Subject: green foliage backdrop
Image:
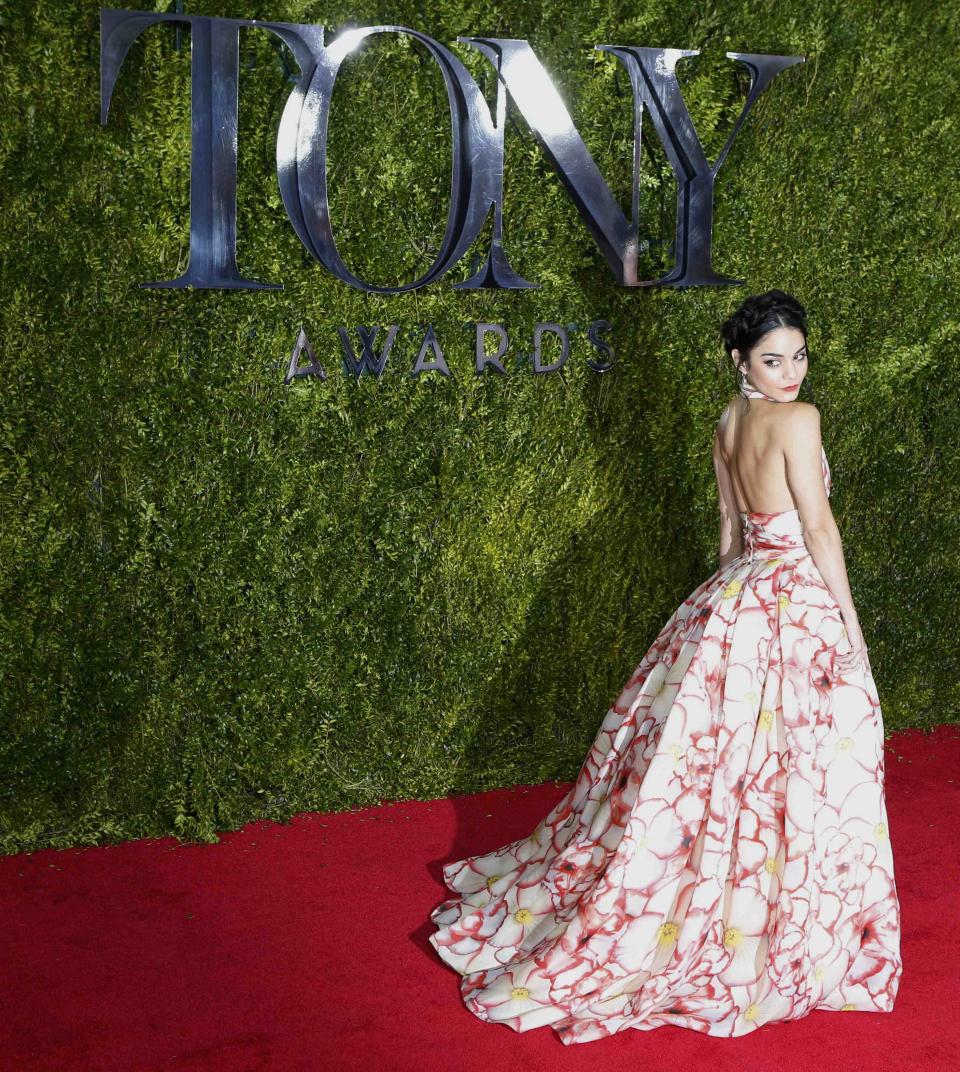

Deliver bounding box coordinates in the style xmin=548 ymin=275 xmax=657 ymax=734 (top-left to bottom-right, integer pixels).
xmin=1 ymin=0 xmax=957 ymax=853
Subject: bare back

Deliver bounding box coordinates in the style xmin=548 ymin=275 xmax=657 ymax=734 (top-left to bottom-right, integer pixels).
xmin=717 ymin=396 xmax=803 ymax=514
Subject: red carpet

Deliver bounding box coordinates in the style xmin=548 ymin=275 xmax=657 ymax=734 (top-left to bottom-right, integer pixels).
xmin=2 ymin=723 xmax=958 ymax=1071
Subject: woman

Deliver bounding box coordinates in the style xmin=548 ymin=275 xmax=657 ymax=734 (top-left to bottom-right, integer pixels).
xmin=429 ymin=289 xmax=902 ymax=1043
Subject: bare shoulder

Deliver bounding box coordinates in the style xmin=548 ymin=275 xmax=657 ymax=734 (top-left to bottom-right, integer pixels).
xmin=716 ymin=397 xmax=737 ymax=431
xmin=781 ymin=401 xmax=821 ymax=448
xmin=785 ymin=400 xmax=821 ymax=429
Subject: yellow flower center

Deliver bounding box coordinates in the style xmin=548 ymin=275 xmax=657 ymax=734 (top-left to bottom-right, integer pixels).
xmin=778 ymin=593 xmax=790 ymax=611
xmin=758 ymin=709 xmax=774 ymax=731
xmin=723 ymin=926 xmax=743 ymax=948
xmin=837 ymin=737 xmax=854 ymax=751
xmin=668 ymin=743 xmax=683 ymax=760
xmin=744 ymin=1003 xmax=759 ymax=1021
xmin=657 ymin=921 xmax=679 ymax=944
xmin=874 ymin=822 xmax=888 ymax=840
xmin=514 ymin=908 xmax=534 ymax=924
xmin=814 ymin=965 xmax=825 ymax=981
xmin=764 ymin=858 xmax=778 ymax=874
xmin=842 ymin=1003 xmax=856 ymax=1011
xmin=722 ymin=580 xmax=742 ymax=599
xmin=510 ymin=986 xmax=530 ymax=1001
xmin=486 ymin=874 xmax=501 ymax=888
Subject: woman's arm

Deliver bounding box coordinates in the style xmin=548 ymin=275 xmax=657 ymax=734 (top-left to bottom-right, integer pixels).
xmin=782 ymin=404 xmax=868 ymax=674
xmin=713 ymin=423 xmax=744 ymax=568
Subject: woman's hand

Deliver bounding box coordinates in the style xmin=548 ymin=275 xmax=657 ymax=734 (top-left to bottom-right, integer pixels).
xmin=835 ymin=641 xmax=870 ymax=676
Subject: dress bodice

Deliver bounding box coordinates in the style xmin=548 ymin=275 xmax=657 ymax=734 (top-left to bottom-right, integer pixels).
xmin=739 ymin=445 xmax=832 ymax=560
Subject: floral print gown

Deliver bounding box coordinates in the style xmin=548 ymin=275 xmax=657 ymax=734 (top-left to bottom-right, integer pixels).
xmin=429 ymin=443 xmax=902 ymax=1044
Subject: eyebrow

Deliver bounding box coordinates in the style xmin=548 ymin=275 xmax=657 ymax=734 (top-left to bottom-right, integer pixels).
xmin=760 ymin=345 xmax=807 ymax=357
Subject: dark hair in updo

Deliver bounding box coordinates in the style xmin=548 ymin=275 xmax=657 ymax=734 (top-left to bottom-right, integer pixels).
xmin=720 ymin=289 xmax=808 ymax=372
xmin=720 ymin=289 xmax=810 ymax=409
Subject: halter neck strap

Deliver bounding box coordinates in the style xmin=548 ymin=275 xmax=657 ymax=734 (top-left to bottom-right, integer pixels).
xmin=739 ymin=380 xmax=784 ymax=403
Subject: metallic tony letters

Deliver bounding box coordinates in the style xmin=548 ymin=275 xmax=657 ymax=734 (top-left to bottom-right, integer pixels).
xmin=100 ymin=9 xmax=804 ymax=293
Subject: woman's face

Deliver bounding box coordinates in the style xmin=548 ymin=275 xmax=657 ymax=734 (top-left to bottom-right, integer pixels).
xmin=735 ymin=325 xmax=808 ymax=401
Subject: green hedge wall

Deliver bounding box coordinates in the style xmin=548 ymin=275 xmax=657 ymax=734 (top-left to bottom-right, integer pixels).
xmin=1 ymin=0 xmax=957 ymax=854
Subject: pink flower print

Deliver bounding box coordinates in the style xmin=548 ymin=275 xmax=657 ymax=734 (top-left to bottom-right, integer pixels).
xmin=779 ymin=850 xmax=812 ymax=903
xmin=546 ymin=842 xmax=609 ymax=910
xmin=490 ymin=881 xmax=556 ymax=950
xmin=583 ymin=793 xmax=619 ymax=850
xmin=430 ymin=896 xmax=510 ymax=971
xmin=734 ymin=807 xmax=784 ymax=891
xmin=607 ymin=767 xmax=641 ymax=830
xmin=718 ymin=659 xmax=760 ymax=717
xmin=740 ymin=751 xmax=788 ymax=831
xmin=641 ymin=799 xmax=693 ymax=867
xmin=846 ymin=866 xmax=901 ymax=1001
xmin=680 ymin=733 xmax=717 ymax=799
xmin=820 ymin=830 xmax=874 ymax=904
xmin=544 ymin=947 xmax=617 ymax=1003
xmin=830 ymin=724 xmax=881 ymax=780
xmin=655 ymin=988 xmax=740 ymax=1033
xmin=838 ymin=781 xmax=890 ymax=847
xmin=465 ymin=960 xmax=570 ymax=1030
xmin=572 ymin=875 xmax=630 ymax=943
xmin=730 ymin=831 xmax=771 ymax=883
xmin=806 ymin=904 xmax=852 ymax=994
xmin=719 ymin=886 xmax=770 ymax=986
xmin=715 ymin=729 xmax=754 ymax=798
xmin=567 ymin=977 xmax=643 ymax=1021
xmin=551 ymin=920 xmax=614 ymax=988
xmin=551 ymin=1016 xmax=614 ymax=1045
xmin=442 ymin=849 xmax=522 ymax=897
xmin=785 ymin=766 xmax=817 ymax=849
xmin=700 ymin=639 xmax=731 ymax=702
xmin=767 ymin=909 xmax=809 ymax=998
xmin=734 ymin=969 xmax=795 ymax=1030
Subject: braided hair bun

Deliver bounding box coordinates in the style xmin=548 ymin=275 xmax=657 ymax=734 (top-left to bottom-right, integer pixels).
xmin=720 ymin=289 xmax=808 ymax=369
